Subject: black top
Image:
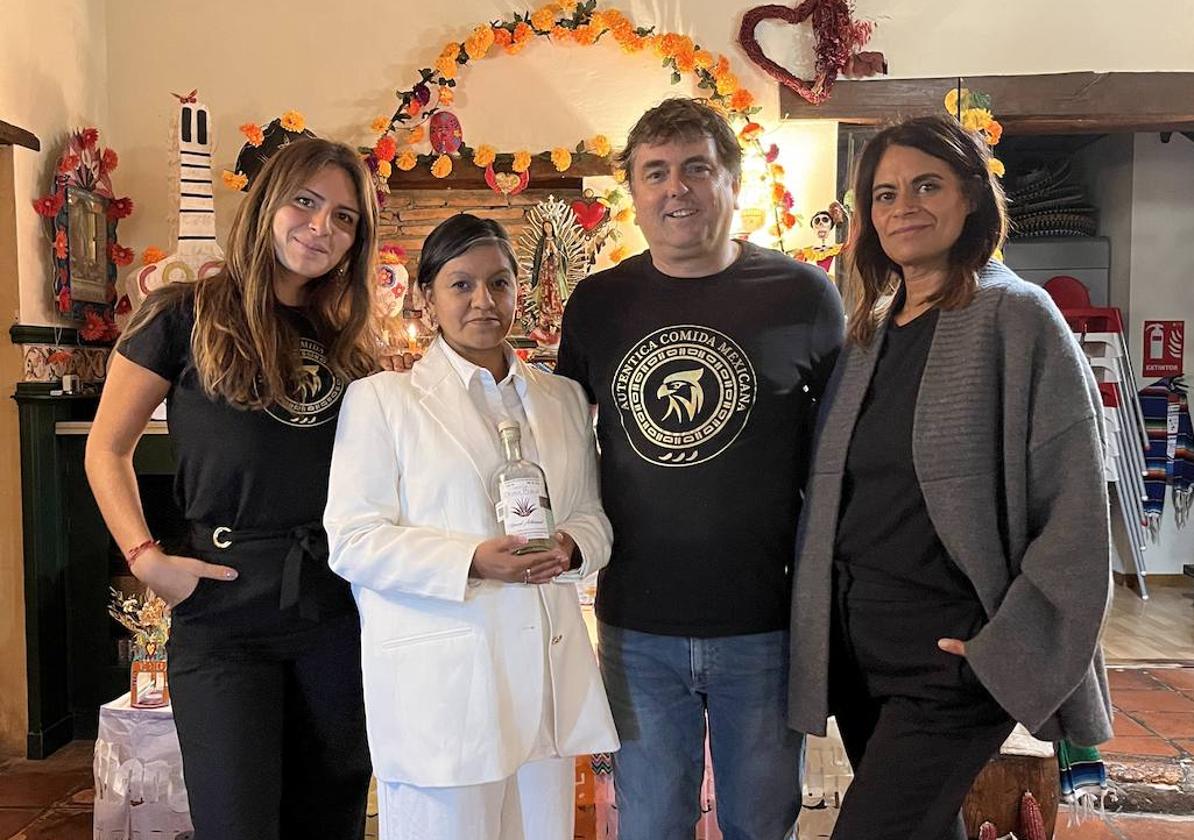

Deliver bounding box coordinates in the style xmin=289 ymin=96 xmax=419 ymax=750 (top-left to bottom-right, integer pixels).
xmin=834 ymin=308 xmax=977 ymax=602
xmin=118 ymin=292 xmax=346 ymax=531
xmin=556 ymin=242 xmax=844 ymax=636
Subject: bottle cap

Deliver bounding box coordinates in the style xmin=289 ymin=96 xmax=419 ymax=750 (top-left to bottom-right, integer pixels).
xmin=497 ymin=420 xmax=521 ymax=436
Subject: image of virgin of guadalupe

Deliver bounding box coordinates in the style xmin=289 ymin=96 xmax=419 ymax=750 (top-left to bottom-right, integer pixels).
xmin=528 ymin=220 xmax=570 ymax=344
xmin=516 ymin=197 xmax=589 ymax=351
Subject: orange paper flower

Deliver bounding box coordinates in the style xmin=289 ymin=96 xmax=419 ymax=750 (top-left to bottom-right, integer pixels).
xmin=730 ymin=89 xmax=755 ymax=111
xmin=694 ymin=50 xmax=715 ymax=69
xmin=472 ymin=145 xmax=497 ymax=167
xmin=739 ymin=122 xmax=764 ymax=142
xmin=396 ymin=151 xmax=418 ymax=171
xmin=377 ymin=160 xmax=392 ymax=179
xmin=370 ymin=116 xmax=390 ymax=134
xmin=431 ymin=154 xmax=453 ymax=178
xmin=512 ymin=150 xmax=532 ymax=173
xmin=551 ymin=147 xmax=573 ymax=172
xmin=406 ymin=125 xmax=425 ymax=144
xmin=438 ymin=86 xmax=454 ymax=106
xmin=586 ymin=135 xmax=612 ymax=157
xmin=374 ymin=136 xmax=398 ymax=162
xmin=465 ymin=26 xmax=494 ymax=60
xmin=53 ymin=230 xmax=67 ymax=259
xmin=239 ymin=122 xmax=264 ymax=146
xmin=618 ymin=32 xmax=647 ymax=53
xmin=530 ymin=7 xmax=556 ymax=31
xmin=222 ymin=170 xmax=248 ymax=191
xmin=435 ymin=54 xmax=458 ymax=80
xmin=493 ymin=27 xmax=513 ymax=48
xmin=280 ymin=110 xmax=306 ymax=132
xmin=142 ymin=246 xmax=167 ymax=265
xmin=716 ymin=72 xmax=739 ymax=96
xmin=571 ymin=25 xmax=598 ymax=45
xmin=983 ymin=119 xmax=1003 ymax=146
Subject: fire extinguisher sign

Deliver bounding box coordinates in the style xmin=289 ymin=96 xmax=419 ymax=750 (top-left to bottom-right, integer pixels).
xmin=1143 ymin=320 xmax=1184 ymax=377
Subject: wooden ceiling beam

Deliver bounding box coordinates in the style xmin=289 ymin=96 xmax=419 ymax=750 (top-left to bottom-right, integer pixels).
xmin=779 ymin=72 xmax=1194 ymax=135
xmin=0 ymin=120 xmax=40 ymax=151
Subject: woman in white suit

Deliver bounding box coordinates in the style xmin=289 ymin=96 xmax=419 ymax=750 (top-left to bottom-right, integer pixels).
xmin=324 ymin=214 xmax=618 ymax=840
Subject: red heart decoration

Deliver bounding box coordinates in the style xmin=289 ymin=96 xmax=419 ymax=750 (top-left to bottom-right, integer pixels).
xmin=570 ymin=199 xmax=608 ymax=232
xmin=738 ymin=2 xmax=822 ymax=104
xmin=738 ymin=1 xmax=885 ymax=105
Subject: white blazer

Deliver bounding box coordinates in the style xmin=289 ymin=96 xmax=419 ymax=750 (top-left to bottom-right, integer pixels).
xmin=324 ymin=339 xmax=619 ymax=787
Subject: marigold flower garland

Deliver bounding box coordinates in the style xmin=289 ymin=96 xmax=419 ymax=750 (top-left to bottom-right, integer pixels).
xmin=362 ymin=0 xmax=801 ymax=251
xmin=944 ymin=86 xmax=1004 ymax=178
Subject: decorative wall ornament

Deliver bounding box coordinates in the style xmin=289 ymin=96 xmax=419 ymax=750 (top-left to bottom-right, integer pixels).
xmin=22 ymin=344 xmax=110 ymax=384
xmin=516 ymin=196 xmax=590 ymax=347
xmin=363 ymin=2 xmax=802 ymax=254
xmin=737 ymin=1 xmax=885 ymax=105
xmin=123 ymin=92 xmax=225 ymax=321
xmin=32 ymin=127 xmax=133 ymax=340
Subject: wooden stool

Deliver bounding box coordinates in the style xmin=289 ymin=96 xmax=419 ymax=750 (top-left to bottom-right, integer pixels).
xmin=963 ymin=753 xmax=1059 ymax=838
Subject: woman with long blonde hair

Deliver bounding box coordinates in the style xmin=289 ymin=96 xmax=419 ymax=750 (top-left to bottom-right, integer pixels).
xmin=86 ymin=138 xmax=378 ymax=840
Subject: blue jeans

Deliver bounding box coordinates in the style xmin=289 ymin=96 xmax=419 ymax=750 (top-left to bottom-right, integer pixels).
xmin=597 ymin=623 xmax=805 ymax=840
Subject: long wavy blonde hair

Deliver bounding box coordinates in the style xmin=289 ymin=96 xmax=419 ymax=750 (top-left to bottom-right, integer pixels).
xmin=122 ymin=138 xmax=379 ymax=407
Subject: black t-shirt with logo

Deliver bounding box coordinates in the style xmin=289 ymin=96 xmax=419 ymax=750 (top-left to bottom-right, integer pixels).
xmin=117 ymin=291 xmax=346 ymax=531
xmin=556 ymin=242 xmax=844 ymax=636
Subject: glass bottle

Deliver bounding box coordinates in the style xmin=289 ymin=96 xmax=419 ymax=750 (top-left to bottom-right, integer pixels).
xmin=491 ymin=420 xmax=555 ymax=554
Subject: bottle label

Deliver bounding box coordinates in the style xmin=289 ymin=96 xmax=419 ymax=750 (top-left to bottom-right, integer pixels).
xmin=495 ymin=477 xmax=553 ymax=541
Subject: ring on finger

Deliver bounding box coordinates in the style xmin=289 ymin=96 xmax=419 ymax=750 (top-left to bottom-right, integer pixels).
xmin=522 ymin=568 xmax=531 ymax=584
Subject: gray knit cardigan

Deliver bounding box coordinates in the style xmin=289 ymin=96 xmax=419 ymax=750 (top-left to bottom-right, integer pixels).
xmin=788 ymin=260 xmax=1114 ymax=747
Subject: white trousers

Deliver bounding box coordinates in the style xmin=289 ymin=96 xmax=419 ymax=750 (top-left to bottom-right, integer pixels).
xmin=377 ymin=756 xmax=574 ymax=840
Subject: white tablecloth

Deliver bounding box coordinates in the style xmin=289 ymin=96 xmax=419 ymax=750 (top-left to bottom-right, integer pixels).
xmin=93 ymin=692 xmax=193 ymax=840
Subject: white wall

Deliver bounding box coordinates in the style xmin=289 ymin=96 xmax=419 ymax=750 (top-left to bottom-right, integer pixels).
xmin=97 ymin=0 xmax=1194 ymax=295
xmin=854 ymin=0 xmax=1194 ymax=78
xmin=7 ymin=1 xmax=1194 ymax=324
xmin=1127 ymin=132 xmax=1194 ymax=575
xmin=1 ymin=0 xmax=110 ymax=326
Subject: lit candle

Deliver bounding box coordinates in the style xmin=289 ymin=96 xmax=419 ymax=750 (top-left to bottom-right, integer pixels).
xmin=406 ymin=323 xmax=418 ymax=355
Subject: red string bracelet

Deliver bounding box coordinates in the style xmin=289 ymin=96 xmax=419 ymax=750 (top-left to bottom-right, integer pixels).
xmin=125 ymin=538 xmax=161 ymax=566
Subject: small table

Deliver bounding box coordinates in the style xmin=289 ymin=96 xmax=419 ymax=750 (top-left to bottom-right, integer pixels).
xmin=93 ymin=693 xmax=193 ymax=840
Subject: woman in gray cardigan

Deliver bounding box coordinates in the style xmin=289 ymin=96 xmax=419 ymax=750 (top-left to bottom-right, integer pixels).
xmin=788 ymin=116 xmax=1113 ymax=840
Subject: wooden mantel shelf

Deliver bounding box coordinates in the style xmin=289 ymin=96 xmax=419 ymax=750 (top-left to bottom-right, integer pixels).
xmin=780 ymin=72 xmax=1194 ymax=135
xmin=0 ymin=119 xmax=40 ymax=151
xmin=387 ymin=151 xmax=612 ymax=190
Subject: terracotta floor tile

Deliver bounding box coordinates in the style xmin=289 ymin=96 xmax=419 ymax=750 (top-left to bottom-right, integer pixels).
xmin=1112 ymin=714 xmax=1152 ymax=737
xmin=1149 ymin=668 xmax=1194 ymax=691
xmin=0 ymin=809 xmax=41 ymax=838
xmin=0 ymin=770 xmax=90 ymax=809
xmin=1100 ymin=735 xmax=1181 ymax=757
xmin=1130 ymin=711 xmax=1194 ymax=739
xmin=1172 ymin=738 xmax=1194 ymax=755
xmin=1110 ymin=689 xmax=1194 ymax=713
xmin=1114 ymin=815 xmax=1194 ymax=840
xmin=1108 ymin=668 xmax=1165 ymax=691
xmin=9 ymin=808 xmax=92 ymax=840
xmin=1052 ymin=814 xmax=1121 ymax=839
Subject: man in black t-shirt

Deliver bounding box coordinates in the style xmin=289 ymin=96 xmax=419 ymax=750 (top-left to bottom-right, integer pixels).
xmin=555 ymin=99 xmax=844 ymax=839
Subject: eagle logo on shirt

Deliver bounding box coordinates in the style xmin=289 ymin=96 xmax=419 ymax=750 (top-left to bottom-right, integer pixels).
xmin=611 ymin=325 xmax=755 ymax=467
xmin=658 ymin=368 xmax=705 ymax=424
xmin=265 ymin=338 xmax=343 ymax=428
